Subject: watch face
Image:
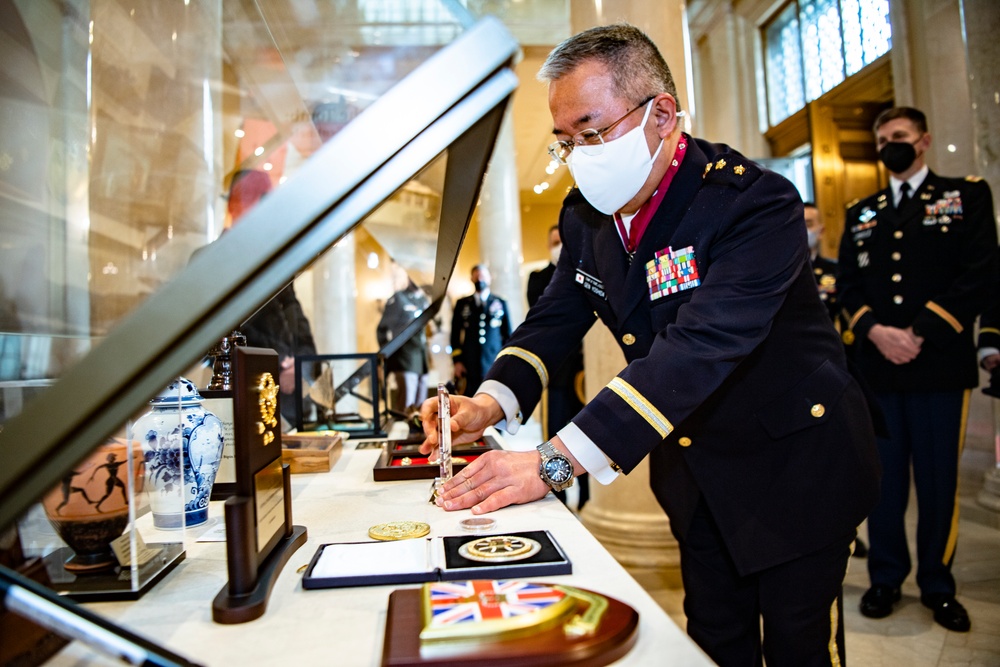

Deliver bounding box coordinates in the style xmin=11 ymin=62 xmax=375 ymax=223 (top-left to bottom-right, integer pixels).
xmin=543 ymin=456 xmax=573 ymax=484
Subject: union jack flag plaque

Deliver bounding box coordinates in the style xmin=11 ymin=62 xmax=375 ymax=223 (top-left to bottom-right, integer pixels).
xmin=420 ymin=579 xmax=576 ymax=643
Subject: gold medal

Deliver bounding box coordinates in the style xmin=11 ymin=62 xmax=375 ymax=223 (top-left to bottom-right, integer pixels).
xmin=458 ymin=535 xmax=541 ymax=562
xmin=368 ymin=521 xmax=431 ymax=541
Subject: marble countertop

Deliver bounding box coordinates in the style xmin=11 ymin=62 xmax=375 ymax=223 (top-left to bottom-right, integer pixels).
xmin=43 ymin=429 xmax=713 ymax=666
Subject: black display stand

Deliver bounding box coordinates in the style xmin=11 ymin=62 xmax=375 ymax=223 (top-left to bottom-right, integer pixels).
xmin=293 ymin=352 xmax=387 ymax=437
xmin=212 ymin=347 xmax=307 ymax=624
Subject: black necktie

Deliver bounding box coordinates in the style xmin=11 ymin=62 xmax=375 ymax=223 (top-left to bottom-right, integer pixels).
xmin=898 ymin=182 xmax=911 ymax=209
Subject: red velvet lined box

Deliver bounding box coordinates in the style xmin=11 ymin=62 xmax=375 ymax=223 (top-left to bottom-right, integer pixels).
xmin=372 ymin=435 xmax=499 ymax=481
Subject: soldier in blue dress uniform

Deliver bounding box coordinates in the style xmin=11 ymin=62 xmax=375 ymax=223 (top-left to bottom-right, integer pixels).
xmin=838 ymin=106 xmax=999 ymax=633
xmin=421 ymin=24 xmax=881 ymax=666
xmin=449 ymin=264 xmax=511 ymax=396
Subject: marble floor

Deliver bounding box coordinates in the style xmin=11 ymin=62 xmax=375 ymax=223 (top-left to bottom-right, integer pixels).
xmin=513 ymin=381 xmax=1000 ymax=666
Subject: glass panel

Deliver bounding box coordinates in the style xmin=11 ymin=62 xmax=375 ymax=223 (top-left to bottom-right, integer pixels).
xmin=0 ymin=0 xmax=474 ymax=428
xmin=799 ymin=0 xmax=845 ymax=100
xmin=841 ymin=0 xmax=866 ymax=75
xmin=859 ymin=0 xmax=892 ymax=69
xmin=765 ymin=2 xmax=805 ymax=126
xmin=0 ymin=0 xmax=518 ymax=588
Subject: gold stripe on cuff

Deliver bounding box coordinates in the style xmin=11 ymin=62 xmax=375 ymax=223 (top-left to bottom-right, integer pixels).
xmin=980 ymin=327 xmax=1000 ymax=336
xmin=926 ymin=301 xmax=963 ymax=334
xmin=847 ymin=305 xmax=871 ymax=331
xmin=496 ymin=347 xmax=549 ymax=388
xmin=607 ymin=377 xmax=673 ymax=438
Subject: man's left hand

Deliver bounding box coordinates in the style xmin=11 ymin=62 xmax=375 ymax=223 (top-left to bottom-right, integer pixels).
xmin=434 ymin=449 xmax=550 ymax=514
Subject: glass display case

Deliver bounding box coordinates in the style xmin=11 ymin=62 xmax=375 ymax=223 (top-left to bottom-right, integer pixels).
xmin=0 ymin=0 xmax=519 ymax=659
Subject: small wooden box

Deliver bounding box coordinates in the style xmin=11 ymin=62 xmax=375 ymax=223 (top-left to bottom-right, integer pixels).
xmin=372 ymin=435 xmax=499 ymax=481
xmin=281 ymin=433 xmax=343 ymax=474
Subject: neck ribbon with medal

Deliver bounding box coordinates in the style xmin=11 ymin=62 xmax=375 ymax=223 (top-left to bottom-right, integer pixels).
xmin=613 ymin=136 xmax=688 ymax=263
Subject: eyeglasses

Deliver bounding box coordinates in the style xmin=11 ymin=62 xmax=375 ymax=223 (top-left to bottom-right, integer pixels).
xmin=547 ymin=96 xmax=654 ymax=164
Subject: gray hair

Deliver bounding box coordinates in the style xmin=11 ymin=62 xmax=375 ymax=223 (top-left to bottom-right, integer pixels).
xmin=537 ymin=24 xmax=680 ymax=110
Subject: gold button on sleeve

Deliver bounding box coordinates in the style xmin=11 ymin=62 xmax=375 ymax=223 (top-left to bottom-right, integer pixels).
xmin=678 ymin=437 xmax=692 ymax=447
xmin=810 ymin=404 xmax=825 ymax=418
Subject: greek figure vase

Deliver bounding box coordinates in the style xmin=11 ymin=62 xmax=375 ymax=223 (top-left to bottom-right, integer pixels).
xmin=134 ymin=378 xmax=224 ymax=529
xmin=41 ymin=437 xmax=145 ymax=572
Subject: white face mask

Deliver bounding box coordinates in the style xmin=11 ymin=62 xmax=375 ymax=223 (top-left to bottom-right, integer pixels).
xmin=807 ymin=229 xmax=819 ymax=250
xmin=549 ymin=243 xmax=562 ymax=265
xmin=567 ymin=100 xmax=663 ymax=215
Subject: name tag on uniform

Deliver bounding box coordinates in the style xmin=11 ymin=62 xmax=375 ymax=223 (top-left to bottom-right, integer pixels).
xmin=574 ymin=269 xmax=606 ymax=299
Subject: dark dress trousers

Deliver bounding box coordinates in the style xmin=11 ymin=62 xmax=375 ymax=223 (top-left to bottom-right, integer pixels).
xmin=450 ymin=292 xmax=511 ymax=395
xmin=485 ymin=136 xmax=881 ymax=665
xmin=838 ymin=172 xmax=998 ymax=597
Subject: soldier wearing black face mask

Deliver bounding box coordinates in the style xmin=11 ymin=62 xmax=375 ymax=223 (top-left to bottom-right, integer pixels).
xmin=839 ymin=106 xmax=999 ymax=633
xmin=449 ymin=264 xmax=511 ymax=396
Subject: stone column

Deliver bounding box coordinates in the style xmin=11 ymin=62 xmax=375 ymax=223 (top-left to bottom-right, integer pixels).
xmin=308 ymin=234 xmax=359 ymax=415
xmin=963 ymin=0 xmax=1000 ymax=522
xmin=477 ymin=108 xmax=525 ymax=326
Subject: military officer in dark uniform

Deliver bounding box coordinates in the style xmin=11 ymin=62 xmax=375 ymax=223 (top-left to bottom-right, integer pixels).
xmin=838 ymin=106 xmax=999 ymax=633
xmin=421 ymin=24 xmax=880 ymax=666
xmin=449 ymin=264 xmax=511 ymax=396
xmin=805 ymin=202 xmax=870 ymax=560
xmin=979 ymin=296 xmax=1000 ymax=398
xmin=804 ymin=202 xmax=841 ymax=323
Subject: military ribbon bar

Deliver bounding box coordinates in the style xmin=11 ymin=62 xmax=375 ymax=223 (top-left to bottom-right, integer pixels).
xmin=646 ymin=245 xmax=701 ymax=301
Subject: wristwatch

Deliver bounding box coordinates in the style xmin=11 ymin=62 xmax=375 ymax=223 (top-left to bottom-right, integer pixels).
xmin=537 ymin=440 xmax=574 ymax=492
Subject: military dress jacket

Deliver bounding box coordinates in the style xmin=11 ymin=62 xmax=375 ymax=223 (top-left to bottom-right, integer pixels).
xmin=811 ymin=254 xmax=840 ymax=323
xmin=485 ymin=137 xmax=880 ymax=575
xmin=450 ymin=293 xmax=511 ymax=379
xmin=838 ymin=172 xmax=999 ymax=392
xmin=377 ymin=288 xmax=430 ymax=375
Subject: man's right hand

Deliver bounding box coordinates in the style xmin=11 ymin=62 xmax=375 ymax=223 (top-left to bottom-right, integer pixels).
xmin=418 ymin=392 xmax=504 ymax=455
xmin=868 ymin=324 xmax=922 ymax=365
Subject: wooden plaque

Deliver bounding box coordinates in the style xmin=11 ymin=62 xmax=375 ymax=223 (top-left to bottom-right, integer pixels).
xmin=381 ymin=584 xmax=638 ymax=666
xmin=233 ymin=346 xmax=285 ymax=560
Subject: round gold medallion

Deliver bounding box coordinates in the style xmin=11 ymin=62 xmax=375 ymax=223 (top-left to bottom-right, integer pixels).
xmin=458 ymin=535 xmax=541 ymax=563
xmin=368 ymin=521 xmax=431 ymax=541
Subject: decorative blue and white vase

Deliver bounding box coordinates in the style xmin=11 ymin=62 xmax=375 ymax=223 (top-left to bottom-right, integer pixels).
xmin=134 ymin=378 xmax=224 ymax=529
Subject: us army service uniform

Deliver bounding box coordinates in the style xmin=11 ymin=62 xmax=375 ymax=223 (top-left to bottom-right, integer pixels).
xmin=838 ymin=171 xmax=998 ymax=600
xmin=450 ymin=292 xmax=511 ymax=395
xmin=486 ymin=135 xmax=881 ymax=666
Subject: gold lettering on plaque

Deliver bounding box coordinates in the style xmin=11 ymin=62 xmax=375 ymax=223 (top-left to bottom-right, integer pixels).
xmin=256 ymin=372 xmax=279 ymax=445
